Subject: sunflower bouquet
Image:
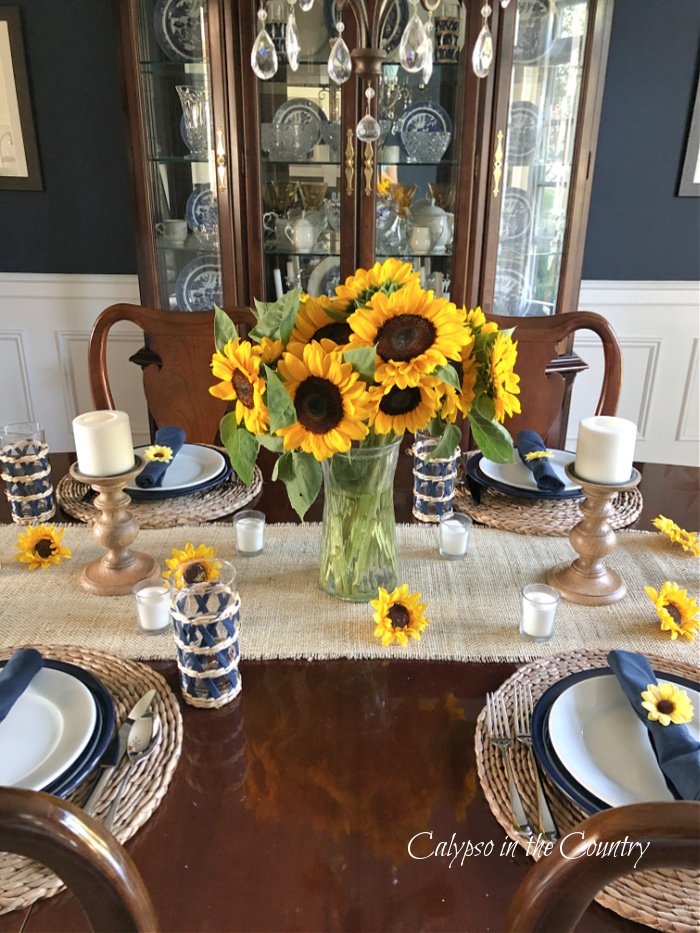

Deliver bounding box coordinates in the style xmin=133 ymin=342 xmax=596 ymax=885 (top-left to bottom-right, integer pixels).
xmin=210 ymin=259 xmax=519 ymax=599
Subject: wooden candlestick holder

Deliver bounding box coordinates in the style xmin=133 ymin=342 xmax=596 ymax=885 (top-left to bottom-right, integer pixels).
xmin=547 ymin=464 xmax=641 ymax=606
xmin=69 ymin=457 xmax=159 ymax=596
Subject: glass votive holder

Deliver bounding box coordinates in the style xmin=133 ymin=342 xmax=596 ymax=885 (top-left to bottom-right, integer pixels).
xmin=234 ymin=509 xmax=265 ymax=556
xmin=133 ymin=579 xmax=171 ymax=635
xmin=0 ymin=421 xmax=56 ymax=524
xmin=438 ymin=513 xmax=472 ymax=559
xmin=520 ymin=584 xmax=560 ymax=642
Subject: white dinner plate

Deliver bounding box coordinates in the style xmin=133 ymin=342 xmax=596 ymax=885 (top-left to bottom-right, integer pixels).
xmin=548 ymin=674 xmax=700 ymax=808
xmin=0 ymin=668 xmax=96 ymax=790
xmin=479 ymin=449 xmax=580 ymax=493
xmin=127 ymin=444 xmax=226 ymax=493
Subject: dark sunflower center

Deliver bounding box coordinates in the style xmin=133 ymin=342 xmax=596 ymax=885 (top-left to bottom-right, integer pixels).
xmin=34 ymin=538 xmax=54 ymax=559
xmin=152 ymin=451 xmax=167 ymax=460
xmin=232 ymin=369 xmax=255 ymax=409
xmin=376 ymin=315 xmax=436 ymax=362
xmin=183 ymin=562 xmax=207 ymax=584
xmin=379 ymin=385 xmax=422 ymax=416
xmin=312 ymin=322 xmax=351 ymax=345
xmin=388 ymin=604 xmax=410 ymax=629
xmin=657 ymin=699 xmax=675 ymax=715
xmin=295 ymin=376 xmax=344 ymax=435
xmin=667 ymin=604 xmax=682 ymax=625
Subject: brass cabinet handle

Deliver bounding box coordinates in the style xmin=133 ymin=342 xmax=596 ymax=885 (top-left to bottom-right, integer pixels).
xmin=492 ymin=129 xmax=504 ymax=198
xmin=216 ymin=126 xmax=227 ymax=192
xmin=363 ymin=141 xmax=374 ymax=197
xmin=345 ymin=130 xmax=355 ymax=196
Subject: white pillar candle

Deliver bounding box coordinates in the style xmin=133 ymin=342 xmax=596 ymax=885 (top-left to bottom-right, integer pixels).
xmin=72 ymin=410 xmax=135 ymax=476
xmin=234 ymin=510 xmax=266 ymax=556
xmin=439 ymin=514 xmax=472 ymax=559
xmin=520 ymin=585 xmax=560 ymax=641
xmin=575 ymin=416 xmax=637 ymax=485
xmin=134 ymin=583 xmax=170 ymax=633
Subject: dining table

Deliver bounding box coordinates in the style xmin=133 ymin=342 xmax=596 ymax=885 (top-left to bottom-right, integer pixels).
xmin=0 ymin=449 xmax=698 ymax=933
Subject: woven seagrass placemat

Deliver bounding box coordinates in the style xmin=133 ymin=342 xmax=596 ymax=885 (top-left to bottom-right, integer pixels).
xmin=454 ymin=483 xmax=643 ymax=536
xmin=56 ymin=466 xmax=263 ymax=529
xmin=475 ymin=650 xmax=700 ymax=933
xmin=0 ymin=644 xmax=183 ymax=916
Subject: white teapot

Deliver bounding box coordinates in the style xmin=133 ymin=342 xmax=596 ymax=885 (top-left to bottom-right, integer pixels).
xmin=409 ymin=199 xmax=451 ymax=254
xmin=284 ymin=216 xmax=319 ymax=252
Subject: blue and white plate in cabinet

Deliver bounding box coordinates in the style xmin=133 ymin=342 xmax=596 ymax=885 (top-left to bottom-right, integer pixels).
xmin=272 ymin=99 xmax=327 ymax=148
xmin=508 ymin=101 xmax=539 ymax=164
xmin=153 ymin=0 xmax=205 ymax=63
xmin=513 ymin=0 xmax=559 ymax=65
xmin=397 ymin=101 xmax=452 ymax=145
xmin=185 ymin=185 xmax=218 ymax=232
xmin=175 ymin=255 xmax=222 ymax=311
xmin=499 ymin=188 xmax=532 ymax=245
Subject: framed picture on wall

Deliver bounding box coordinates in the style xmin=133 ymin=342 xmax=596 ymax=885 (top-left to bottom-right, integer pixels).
xmin=0 ymin=6 xmax=42 ymax=190
xmin=678 ymin=77 xmax=700 ymax=197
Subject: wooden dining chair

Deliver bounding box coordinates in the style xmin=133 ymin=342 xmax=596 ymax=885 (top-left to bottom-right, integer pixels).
xmin=487 ymin=310 xmax=622 ymax=447
xmin=503 ymin=801 xmax=700 ymax=933
xmin=0 ymin=786 xmax=158 ymax=932
xmin=88 ymin=303 xmax=256 ymax=445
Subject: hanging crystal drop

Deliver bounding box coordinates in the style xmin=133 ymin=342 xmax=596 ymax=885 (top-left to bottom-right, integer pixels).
xmin=356 ymin=86 xmax=381 ymax=142
xmin=251 ymin=7 xmax=278 ymax=80
xmin=298 ymin=0 xmax=314 ymax=9
xmin=500 ymin=0 xmax=511 ymax=6
xmin=399 ymin=2 xmax=428 ymax=73
xmin=328 ymin=22 xmax=352 ymax=84
xmin=472 ymin=6 xmax=493 ymax=78
xmin=286 ymin=6 xmax=300 ymax=71
xmin=421 ymin=18 xmax=434 ymax=85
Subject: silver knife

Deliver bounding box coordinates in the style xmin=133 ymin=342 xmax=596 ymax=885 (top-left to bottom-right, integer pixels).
xmin=83 ymin=688 xmax=157 ymax=816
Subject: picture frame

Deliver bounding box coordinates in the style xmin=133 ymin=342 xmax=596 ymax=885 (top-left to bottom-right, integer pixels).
xmin=0 ymin=6 xmax=42 ymax=190
xmin=678 ymin=76 xmax=700 ymax=197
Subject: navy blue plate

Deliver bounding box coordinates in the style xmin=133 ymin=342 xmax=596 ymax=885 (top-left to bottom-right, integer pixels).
xmin=467 ymin=453 xmax=583 ymax=501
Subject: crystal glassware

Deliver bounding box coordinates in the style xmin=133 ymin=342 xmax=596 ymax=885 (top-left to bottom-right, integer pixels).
xmin=388 ymin=182 xmax=417 ymax=217
xmin=428 ymin=182 xmax=457 ymax=212
xmin=298 ymin=181 xmax=328 ymax=213
xmin=262 ymin=180 xmax=298 ymax=214
xmin=404 ymin=130 xmax=451 ymax=163
xmin=176 ymin=86 xmax=211 ymax=157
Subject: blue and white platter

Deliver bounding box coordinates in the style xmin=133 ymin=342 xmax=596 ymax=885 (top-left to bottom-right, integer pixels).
xmin=185 ymin=185 xmax=218 ymax=231
xmin=153 ymin=0 xmax=204 ymax=63
xmin=513 ymin=0 xmax=559 ymax=65
xmin=397 ymin=100 xmax=453 ymax=143
xmin=175 ymin=255 xmax=222 ymax=311
xmin=500 ymin=188 xmax=532 ymax=245
xmin=508 ymin=101 xmax=539 ymax=163
xmin=272 ymin=98 xmax=327 ymax=147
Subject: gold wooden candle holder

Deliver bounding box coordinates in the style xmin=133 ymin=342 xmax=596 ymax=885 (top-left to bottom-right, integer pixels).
xmin=547 ymin=464 xmax=641 ymax=606
xmin=69 ymin=456 xmax=159 ymax=596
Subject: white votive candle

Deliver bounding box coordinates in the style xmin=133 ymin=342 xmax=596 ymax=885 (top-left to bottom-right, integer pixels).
xmin=575 ymin=416 xmax=637 ymax=485
xmin=234 ymin=509 xmax=265 ymax=556
xmin=520 ymin=584 xmax=560 ymax=641
xmin=72 ymin=410 xmax=135 ymax=476
xmin=134 ymin=581 xmax=170 ymax=634
xmin=439 ymin=514 xmax=472 ymax=559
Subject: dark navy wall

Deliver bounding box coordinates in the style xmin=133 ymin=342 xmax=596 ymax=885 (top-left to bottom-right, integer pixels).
xmin=583 ymin=0 xmax=700 ymax=280
xmin=0 ymin=0 xmax=698 ymax=279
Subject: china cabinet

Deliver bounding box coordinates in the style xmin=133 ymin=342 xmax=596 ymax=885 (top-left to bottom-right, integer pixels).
xmin=117 ymin=0 xmax=613 ymax=317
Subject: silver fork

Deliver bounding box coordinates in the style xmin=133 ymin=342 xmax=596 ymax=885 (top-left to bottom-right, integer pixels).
xmin=486 ymin=692 xmax=534 ymax=838
xmin=514 ymin=683 xmax=559 ymax=841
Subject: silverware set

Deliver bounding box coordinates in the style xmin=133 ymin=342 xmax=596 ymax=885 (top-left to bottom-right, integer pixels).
xmin=485 ymin=686 xmax=558 ymax=840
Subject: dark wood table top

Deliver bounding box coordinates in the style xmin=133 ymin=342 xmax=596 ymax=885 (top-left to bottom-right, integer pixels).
xmin=1 ymin=454 xmax=697 ymax=933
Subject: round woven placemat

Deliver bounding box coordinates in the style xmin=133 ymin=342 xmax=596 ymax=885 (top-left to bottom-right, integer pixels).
xmin=0 ymin=644 xmax=183 ymax=916
xmin=56 ymin=466 xmax=263 ymax=529
xmin=475 ymin=650 xmax=700 ymax=933
xmin=454 ymin=483 xmax=643 ymax=535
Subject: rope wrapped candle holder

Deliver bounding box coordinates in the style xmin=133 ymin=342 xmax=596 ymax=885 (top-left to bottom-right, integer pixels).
xmin=169 ymin=559 xmax=242 ymax=709
xmin=0 ymin=429 xmax=56 ymax=525
xmin=411 ymin=432 xmax=460 ymax=523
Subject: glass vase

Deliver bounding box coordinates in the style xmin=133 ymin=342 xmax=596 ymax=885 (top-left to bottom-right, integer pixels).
xmin=319 ymin=438 xmax=401 ymax=602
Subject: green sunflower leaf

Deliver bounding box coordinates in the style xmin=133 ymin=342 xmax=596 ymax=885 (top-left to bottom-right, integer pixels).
xmin=264 ymin=365 xmax=296 ymax=432
xmin=474 ymin=393 xmax=496 ymax=422
xmin=250 ymin=289 xmax=302 ymax=343
xmin=257 ymin=433 xmax=284 ymax=453
xmin=323 ymin=305 xmax=350 ymax=323
xmin=271 ymin=450 xmax=291 ymax=482
xmin=220 ymin=413 xmax=259 ymax=486
xmin=433 ymin=363 xmax=461 ymax=392
xmin=343 ymin=346 xmax=376 ymax=381
xmin=468 ymin=411 xmax=514 ymax=463
xmin=274 ymin=450 xmax=322 ymax=520
xmin=426 ymin=422 xmax=462 ymax=461
xmin=214 ymin=305 xmax=238 ymax=353
xmin=426 ymin=415 xmax=444 ymax=436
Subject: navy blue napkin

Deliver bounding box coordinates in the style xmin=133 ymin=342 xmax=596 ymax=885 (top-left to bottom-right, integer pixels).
xmin=0 ymin=648 xmax=43 ymax=724
xmin=135 ymin=426 xmax=186 ymax=488
xmin=608 ymin=650 xmax=700 ymax=801
xmin=517 ymin=430 xmax=565 ymax=493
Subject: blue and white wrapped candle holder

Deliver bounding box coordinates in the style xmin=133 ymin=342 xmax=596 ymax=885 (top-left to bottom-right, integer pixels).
xmin=411 ymin=431 xmax=460 ymax=523
xmin=0 ymin=423 xmax=56 ymax=525
xmin=169 ymin=559 xmax=242 ymax=709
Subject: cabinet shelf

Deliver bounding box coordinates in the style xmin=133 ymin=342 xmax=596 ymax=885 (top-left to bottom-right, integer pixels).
xmin=149 ymin=154 xmax=211 ymax=164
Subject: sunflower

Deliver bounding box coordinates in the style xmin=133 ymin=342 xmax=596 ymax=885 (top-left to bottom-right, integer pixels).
xmin=652 ymin=515 xmax=700 ymax=556
xmin=640 ymin=682 xmax=694 ymax=726
xmin=439 ymin=344 xmax=478 ymax=422
xmin=287 ymin=296 xmax=352 ymax=354
xmin=209 ymin=338 xmax=269 ymax=435
xmin=15 ymin=524 xmax=71 ymax=570
xmin=276 ymin=343 xmax=371 ymax=460
xmin=525 ymin=450 xmax=553 ymax=461
xmin=348 ymin=282 xmax=470 ymax=389
xmin=143 ymin=444 xmax=173 ymax=463
xmin=163 ymin=542 xmax=221 ymax=588
xmin=368 ymin=379 xmax=441 ymax=435
xmin=258 ymin=336 xmax=284 ymax=365
xmin=371 ymin=584 xmax=429 ymax=647
xmin=464 ymin=305 xmax=498 ymax=336
xmin=486 ymin=331 xmax=521 ymax=422
xmin=334 ymin=259 xmax=419 ymax=312
xmin=644 ymin=582 xmax=699 ymax=641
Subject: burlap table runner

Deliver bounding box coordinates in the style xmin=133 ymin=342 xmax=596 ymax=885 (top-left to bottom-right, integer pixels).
xmin=0 ymin=524 xmax=697 ymax=663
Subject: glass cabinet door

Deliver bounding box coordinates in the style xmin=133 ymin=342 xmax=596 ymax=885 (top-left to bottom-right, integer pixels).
xmin=492 ymin=0 xmax=591 ymax=316
xmin=134 ymin=0 xmax=223 ymax=311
